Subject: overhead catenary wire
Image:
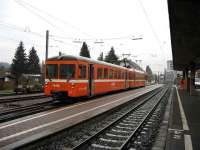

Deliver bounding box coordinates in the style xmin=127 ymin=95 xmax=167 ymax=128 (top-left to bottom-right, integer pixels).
xmin=15 ymin=0 xmax=144 ymax=42
xmin=10 ymin=0 xmax=145 ymax=57
xmin=0 ymin=35 xmax=44 ymax=47
xmin=49 ymin=37 xmax=81 ymax=48
xmin=0 ymin=17 xmax=80 ymax=51
xmin=14 ymin=1 xmax=87 ymax=39
xmin=14 ymin=0 xmax=74 ymax=38
xmin=14 ymin=0 xmax=57 ymax=28
xmin=50 ymin=34 xmax=142 ymax=42
xmin=14 ymin=0 xmax=143 ymax=46
xmin=0 ymin=21 xmax=44 ymax=38
xmin=137 ymin=0 xmax=161 ymax=45
xmin=137 ymin=0 xmax=167 ymax=68
xmin=0 ymin=35 xmax=20 ymax=43
xmin=20 ymin=0 xmax=95 ymax=38
xmin=49 ymin=35 xmax=75 ymax=40
xmin=14 ymin=0 xmax=95 ymax=39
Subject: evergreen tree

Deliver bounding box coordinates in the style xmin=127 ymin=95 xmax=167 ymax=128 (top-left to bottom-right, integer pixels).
xmin=11 ymin=41 xmax=28 ymax=81
xmin=153 ymin=74 xmax=158 ymax=83
xmin=104 ymin=47 xmax=119 ymax=65
xmin=80 ymin=42 xmax=90 ymax=58
xmin=146 ymin=65 xmax=153 ymax=82
xmin=97 ymin=52 xmax=104 ymax=61
xmin=27 ymin=47 xmax=41 ymax=74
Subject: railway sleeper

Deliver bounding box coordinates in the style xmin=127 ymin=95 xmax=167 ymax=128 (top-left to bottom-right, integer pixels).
xmin=91 ymin=143 xmax=119 ymax=150
xmin=93 ymin=138 xmax=124 ymax=148
xmin=106 ymin=133 xmax=129 ymax=139
xmin=127 ymin=92 xmax=169 ymax=149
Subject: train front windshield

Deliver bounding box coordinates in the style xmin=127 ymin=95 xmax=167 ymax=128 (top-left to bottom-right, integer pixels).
xmin=46 ymin=64 xmax=58 ymax=79
xmin=46 ymin=64 xmax=76 ymax=79
xmin=60 ymin=64 xmax=75 ymax=79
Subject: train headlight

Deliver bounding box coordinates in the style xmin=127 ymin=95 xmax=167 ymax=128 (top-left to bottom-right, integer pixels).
xmin=71 ymin=83 xmax=75 ymax=88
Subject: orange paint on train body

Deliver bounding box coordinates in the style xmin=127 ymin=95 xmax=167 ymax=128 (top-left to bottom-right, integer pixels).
xmin=44 ymin=55 xmax=146 ymax=99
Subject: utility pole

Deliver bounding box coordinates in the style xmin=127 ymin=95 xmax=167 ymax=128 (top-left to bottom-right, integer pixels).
xmin=45 ymin=30 xmax=49 ymax=61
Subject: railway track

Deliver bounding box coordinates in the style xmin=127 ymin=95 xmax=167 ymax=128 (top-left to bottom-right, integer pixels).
xmin=72 ymin=87 xmax=169 ymax=150
xmin=0 ymin=93 xmax=46 ymax=104
xmin=0 ymin=99 xmax=57 ymax=123
xmin=0 ymin=89 xmax=156 ymax=124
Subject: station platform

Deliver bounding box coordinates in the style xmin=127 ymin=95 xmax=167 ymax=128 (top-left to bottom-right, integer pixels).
xmin=165 ymin=87 xmax=200 ymax=150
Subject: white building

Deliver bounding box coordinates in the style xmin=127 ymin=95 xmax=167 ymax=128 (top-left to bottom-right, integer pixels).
xmin=167 ymin=60 xmax=173 ymax=70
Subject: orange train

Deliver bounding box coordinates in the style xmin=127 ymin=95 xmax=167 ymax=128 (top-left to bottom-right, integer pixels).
xmin=44 ymin=55 xmax=147 ymax=99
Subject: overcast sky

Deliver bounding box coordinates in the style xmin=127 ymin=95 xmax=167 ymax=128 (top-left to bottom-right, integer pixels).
xmin=0 ymin=0 xmax=172 ymax=73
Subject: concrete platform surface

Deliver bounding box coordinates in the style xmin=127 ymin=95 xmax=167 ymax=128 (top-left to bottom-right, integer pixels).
xmin=166 ymin=86 xmax=200 ymax=150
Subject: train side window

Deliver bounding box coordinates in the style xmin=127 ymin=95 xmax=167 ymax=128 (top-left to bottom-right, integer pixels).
xmin=130 ymin=72 xmax=133 ymax=80
xmin=104 ymin=68 xmax=108 ymax=79
xmin=116 ymin=71 xmax=118 ymax=79
xmin=97 ymin=68 xmax=103 ymax=79
xmin=78 ymin=65 xmax=86 ymax=79
xmin=118 ymin=71 xmax=121 ymax=79
xmin=114 ymin=70 xmax=117 ymax=79
xmin=122 ymin=72 xmax=124 ymax=79
xmin=109 ymin=69 xmax=113 ymax=79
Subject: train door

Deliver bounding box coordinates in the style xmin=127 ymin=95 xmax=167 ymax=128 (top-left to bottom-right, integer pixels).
xmin=88 ymin=64 xmax=94 ymax=96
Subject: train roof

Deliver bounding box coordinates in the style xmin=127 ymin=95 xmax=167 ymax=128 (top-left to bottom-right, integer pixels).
xmin=47 ymin=55 xmax=145 ymax=73
xmin=47 ymin=55 xmax=127 ymax=69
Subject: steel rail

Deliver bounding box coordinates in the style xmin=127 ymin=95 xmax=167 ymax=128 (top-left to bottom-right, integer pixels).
xmin=0 ymin=98 xmax=52 ymax=115
xmin=120 ymin=88 xmax=169 ymax=149
xmin=0 ymin=94 xmax=46 ymax=104
xmin=72 ymin=87 xmax=166 ymax=150
xmin=0 ymin=100 xmax=56 ymax=123
xmin=0 ymin=92 xmax=43 ymax=97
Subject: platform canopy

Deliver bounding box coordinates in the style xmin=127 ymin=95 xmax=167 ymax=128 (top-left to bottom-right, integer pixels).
xmin=168 ymin=0 xmax=200 ymax=70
